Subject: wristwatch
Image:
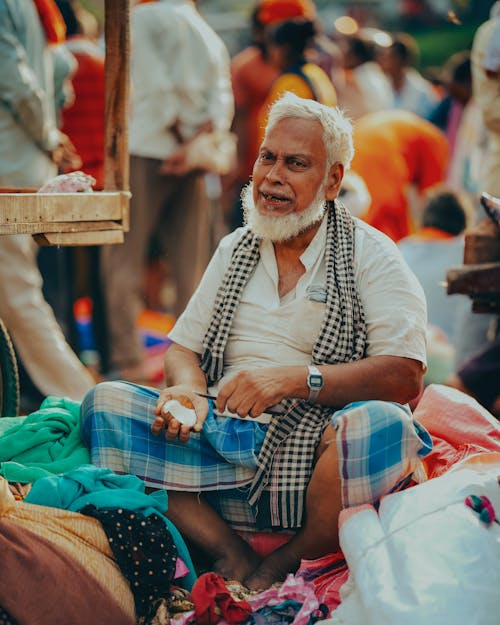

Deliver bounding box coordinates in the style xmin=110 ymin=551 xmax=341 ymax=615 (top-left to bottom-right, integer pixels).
xmin=306 ymin=365 xmax=323 ymax=402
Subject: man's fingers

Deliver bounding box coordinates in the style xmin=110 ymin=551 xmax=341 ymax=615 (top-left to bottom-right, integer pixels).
xmin=151 ymin=415 xmax=166 ymax=435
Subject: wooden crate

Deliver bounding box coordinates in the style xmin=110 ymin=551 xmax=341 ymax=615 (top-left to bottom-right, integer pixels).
xmin=447 ymin=195 xmax=500 ymax=314
xmin=0 ymin=0 xmax=130 ymax=246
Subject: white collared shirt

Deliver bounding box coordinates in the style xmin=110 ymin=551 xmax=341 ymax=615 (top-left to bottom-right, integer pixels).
xmin=128 ymin=0 xmax=234 ymax=159
xmin=169 ymin=217 xmax=427 ymax=392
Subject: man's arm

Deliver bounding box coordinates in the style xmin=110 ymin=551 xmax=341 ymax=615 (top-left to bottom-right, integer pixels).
xmin=216 ymin=355 xmax=423 ymax=418
xmin=151 ymin=343 xmax=209 ymax=442
xmin=0 ymin=11 xmax=59 ymax=152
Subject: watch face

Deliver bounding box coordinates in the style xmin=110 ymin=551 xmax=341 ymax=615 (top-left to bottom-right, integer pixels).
xmin=309 ymin=374 xmax=323 ymax=389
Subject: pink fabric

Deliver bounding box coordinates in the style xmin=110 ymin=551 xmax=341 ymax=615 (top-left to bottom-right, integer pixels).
xmin=413 ymin=384 xmax=500 ymax=478
xmin=296 ymin=552 xmax=349 ymax=612
xmin=37 ymin=171 xmax=96 ymax=193
xmin=248 ymin=574 xmax=321 ymax=625
xmin=174 ymin=557 xmax=190 ymax=580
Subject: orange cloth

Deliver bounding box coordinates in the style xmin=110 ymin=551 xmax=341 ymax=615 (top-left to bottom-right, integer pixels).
xmin=32 ymin=0 xmax=66 ymax=44
xmin=351 ymin=110 xmax=449 ymax=242
xmin=60 ymin=38 xmax=105 ymax=189
xmin=231 ymin=46 xmax=278 ymax=182
xmin=258 ymin=63 xmax=337 ymax=145
xmin=257 ymin=0 xmax=317 ymax=24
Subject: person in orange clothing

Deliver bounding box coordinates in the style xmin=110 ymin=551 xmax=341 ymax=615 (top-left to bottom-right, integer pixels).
xmin=57 ymin=0 xmax=104 ymax=189
xmin=350 ymin=109 xmax=449 ymax=242
xmin=257 ymin=16 xmax=337 ymax=146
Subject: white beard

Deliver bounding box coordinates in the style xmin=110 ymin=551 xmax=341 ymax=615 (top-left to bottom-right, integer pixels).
xmin=242 ymin=181 xmax=327 ymax=242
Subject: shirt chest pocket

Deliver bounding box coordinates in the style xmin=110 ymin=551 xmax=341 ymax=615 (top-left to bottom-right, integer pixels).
xmin=287 ymin=296 xmax=326 ymax=354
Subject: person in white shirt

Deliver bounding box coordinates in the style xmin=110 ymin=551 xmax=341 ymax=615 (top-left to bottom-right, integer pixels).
xmin=0 ymin=0 xmax=95 ymax=404
xmin=336 ymin=34 xmax=394 ymax=120
xmin=377 ymin=33 xmax=439 ymax=119
xmin=100 ymin=0 xmax=234 ymax=381
xmin=81 ymin=93 xmax=432 ymax=591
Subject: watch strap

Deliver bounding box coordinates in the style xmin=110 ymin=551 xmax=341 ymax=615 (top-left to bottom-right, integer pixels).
xmin=307 ymin=365 xmax=323 ymax=402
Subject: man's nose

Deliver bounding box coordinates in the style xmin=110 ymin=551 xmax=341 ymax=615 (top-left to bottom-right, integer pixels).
xmin=265 ymin=159 xmax=285 ymax=182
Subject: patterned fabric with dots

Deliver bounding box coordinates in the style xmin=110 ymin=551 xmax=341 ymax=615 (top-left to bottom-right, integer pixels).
xmin=0 ymin=608 xmax=17 ymax=625
xmin=80 ymin=505 xmax=178 ymax=618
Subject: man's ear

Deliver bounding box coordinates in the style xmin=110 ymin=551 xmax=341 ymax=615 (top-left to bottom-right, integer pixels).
xmin=325 ymin=162 xmax=344 ymax=201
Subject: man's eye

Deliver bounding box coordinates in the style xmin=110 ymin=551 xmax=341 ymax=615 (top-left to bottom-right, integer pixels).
xmin=259 ymin=153 xmax=274 ymax=162
xmin=290 ymin=159 xmax=306 ymax=168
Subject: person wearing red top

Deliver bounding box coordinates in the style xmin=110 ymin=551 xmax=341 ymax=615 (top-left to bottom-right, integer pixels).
xmin=57 ymin=0 xmax=104 ymax=189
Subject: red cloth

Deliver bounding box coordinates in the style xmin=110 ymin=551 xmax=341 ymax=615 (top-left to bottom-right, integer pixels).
xmin=191 ymin=573 xmax=252 ymax=625
xmin=413 ymin=383 xmax=500 ymax=479
xmin=60 ymin=38 xmax=105 ymax=189
xmin=257 ymin=0 xmax=317 ymax=25
xmin=32 ymin=0 xmax=66 ymax=44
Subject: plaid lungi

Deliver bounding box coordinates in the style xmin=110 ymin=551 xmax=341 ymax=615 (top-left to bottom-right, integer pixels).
xmin=80 ymin=382 xmax=432 ymax=531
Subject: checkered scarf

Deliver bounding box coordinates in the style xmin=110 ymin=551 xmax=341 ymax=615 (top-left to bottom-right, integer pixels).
xmin=200 ymin=200 xmax=367 ymax=528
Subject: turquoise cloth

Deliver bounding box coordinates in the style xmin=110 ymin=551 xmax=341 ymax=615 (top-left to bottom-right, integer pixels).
xmin=0 ymin=397 xmax=90 ymax=482
xmin=25 ymin=464 xmax=196 ymax=589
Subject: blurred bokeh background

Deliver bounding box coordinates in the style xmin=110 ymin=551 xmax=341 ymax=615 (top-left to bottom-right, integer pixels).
xmin=82 ymin=0 xmax=496 ymax=68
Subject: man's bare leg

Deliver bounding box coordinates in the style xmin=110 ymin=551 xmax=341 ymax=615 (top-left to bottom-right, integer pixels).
xmin=166 ymin=491 xmax=261 ymax=581
xmin=244 ymin=425 xmax=341 ymax=590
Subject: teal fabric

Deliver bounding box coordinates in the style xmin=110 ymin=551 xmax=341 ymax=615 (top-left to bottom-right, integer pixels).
xmin=25 ymin=464 xmax=197 ymax=589
xmin=0 ymin=397 xmax=90 ymax=482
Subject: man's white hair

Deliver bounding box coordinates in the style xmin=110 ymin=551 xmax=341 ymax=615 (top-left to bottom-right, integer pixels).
xmin=265 ymin=92 xmax=354 ymax=170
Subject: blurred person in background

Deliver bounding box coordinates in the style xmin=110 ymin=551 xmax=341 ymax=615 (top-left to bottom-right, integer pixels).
xmin=428 ymin=52 xmax=473 ymax=178
xmin=52 ymin=0 xmax=106 ymax=375
xmin=257 ymin=10 xmax=337 ymax=144
xmin=350 ymin=109 xmax=449 ymax=242
xmin=228 ymin=4 xmax=279 ymax=230
xmin=0 ymin=0 xmax=95 ymax=407
xmin=57 ymin=0 xmax=104 ymax=190
xmin=447 ymin=2 xmax=500 ymax=379
xmin=471 ymin=2 xmax=500 ymax=202
xmin=336 ymin=33 xmax=393 ymax=120
xmin=100 ymin=0 xmax=234 ymax=383
xmin=398 ymin=188 xmax=471 ymax=384
xmin=377 ymin=32 xmax=439 ymax=118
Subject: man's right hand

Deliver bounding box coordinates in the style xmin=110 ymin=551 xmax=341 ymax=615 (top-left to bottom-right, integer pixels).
xmin=50 ymin=131 xmax=82 ymax=173
xmin=152 ymin=385 xmax=209 ymax=442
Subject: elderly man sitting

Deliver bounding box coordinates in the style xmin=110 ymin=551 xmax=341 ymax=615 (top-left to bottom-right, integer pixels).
xmin=81 ymin=92 xmax=432 ymax=591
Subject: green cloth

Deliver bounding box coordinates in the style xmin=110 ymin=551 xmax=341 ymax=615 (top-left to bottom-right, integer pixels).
xmin=0 ymin=396 xmax=90 ymax=482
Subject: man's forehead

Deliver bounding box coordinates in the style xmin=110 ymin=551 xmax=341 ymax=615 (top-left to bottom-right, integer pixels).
xmin=262 ymin=117 xmax=324 ymax=153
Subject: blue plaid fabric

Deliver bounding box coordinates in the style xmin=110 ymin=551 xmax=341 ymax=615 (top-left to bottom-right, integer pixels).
xmin=80 ymin=382 xmax=432 ymax=531
xmin=80 ymin=381 xmax=267 ymax=492
xmin=331 ymin=401 xmax=432 ymax=507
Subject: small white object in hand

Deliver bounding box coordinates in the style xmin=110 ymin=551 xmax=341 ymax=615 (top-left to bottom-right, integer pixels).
xmin=161 ymin=399 xmax=197 ymax=427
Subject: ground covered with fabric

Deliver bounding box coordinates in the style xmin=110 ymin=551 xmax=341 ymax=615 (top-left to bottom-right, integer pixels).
xmin=0 ymin=384 xmax=499 ymax=624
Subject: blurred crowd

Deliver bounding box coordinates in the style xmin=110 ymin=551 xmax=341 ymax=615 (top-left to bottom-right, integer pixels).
xmin=0 ymin=0 xmax=499 ymax=417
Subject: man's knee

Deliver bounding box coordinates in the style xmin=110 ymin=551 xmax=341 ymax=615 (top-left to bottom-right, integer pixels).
xmin=330 ymin=400 xmax=431 ymax=508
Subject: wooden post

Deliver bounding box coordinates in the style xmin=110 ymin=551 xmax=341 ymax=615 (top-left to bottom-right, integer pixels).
xmin=104 ymin=0 xmax=130 ymax=209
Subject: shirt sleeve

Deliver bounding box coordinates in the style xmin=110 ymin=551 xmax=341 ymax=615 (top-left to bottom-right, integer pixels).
xmin=355 ymin=223 xmax=428 ymax=367
xmin=0 ymin=9 xmax=59 ymax=151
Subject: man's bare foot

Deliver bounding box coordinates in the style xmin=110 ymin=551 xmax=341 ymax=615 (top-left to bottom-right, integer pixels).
xmin=243 ymin=543 xmax=301 ymax=591
xmin=212 ymin=539 xmax=262 ymax=582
